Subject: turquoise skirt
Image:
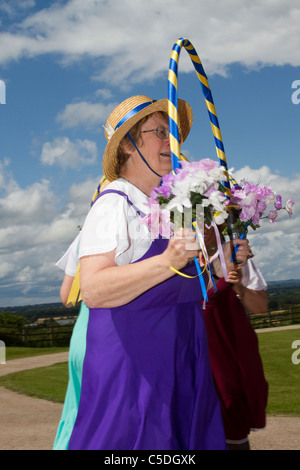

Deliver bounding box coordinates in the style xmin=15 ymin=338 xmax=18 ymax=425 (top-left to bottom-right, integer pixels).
xmin=53 ymin=303 xmax=89 ymax=450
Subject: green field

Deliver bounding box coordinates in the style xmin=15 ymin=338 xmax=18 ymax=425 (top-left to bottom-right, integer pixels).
xmin=0 ymin=329 xmax=300 ymax=414
xmin=256 ymin=329 xmax=300 ymax=415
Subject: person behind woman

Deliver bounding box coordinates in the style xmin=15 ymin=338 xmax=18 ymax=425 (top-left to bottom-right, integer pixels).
xmin=203 ymin=260 xmax=269 ymax=450
xmin=57 ymin=95 xmax=251 ymax=450
xmin=53 ymin=233 xmax=89 ymax=450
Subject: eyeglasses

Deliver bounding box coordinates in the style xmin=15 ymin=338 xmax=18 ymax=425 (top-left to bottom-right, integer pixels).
xmin=141 ymin=126 xmax=170 ymax=140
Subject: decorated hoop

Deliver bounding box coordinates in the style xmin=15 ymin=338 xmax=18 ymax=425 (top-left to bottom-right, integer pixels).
xmin=168 ymin=37 xmax=231 ymax=199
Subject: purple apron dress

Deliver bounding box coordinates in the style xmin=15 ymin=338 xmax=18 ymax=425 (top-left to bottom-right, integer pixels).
xmin=68 ymin=190 xmax=226 ymax=450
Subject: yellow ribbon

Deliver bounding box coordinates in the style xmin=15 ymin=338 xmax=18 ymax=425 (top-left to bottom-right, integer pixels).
xmin=169 ymin=263 xmax=206 ymax=278
xmin=169 ymin=225 xmax=208 ymax=279
xmin=66 ymin=263 xmax=82 ymax=306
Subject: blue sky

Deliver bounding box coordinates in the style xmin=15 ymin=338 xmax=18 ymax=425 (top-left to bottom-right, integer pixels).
xmin=0 ymin=0 xmax=299 ymax=307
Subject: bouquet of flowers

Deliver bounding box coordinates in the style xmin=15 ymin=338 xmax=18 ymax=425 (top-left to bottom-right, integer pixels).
xmin=141 ymin=158 xmax=295 ymax=244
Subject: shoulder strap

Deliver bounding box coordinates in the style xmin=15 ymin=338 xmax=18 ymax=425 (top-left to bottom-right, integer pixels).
xmin=91 ymin=188 xmax=146 ymax=218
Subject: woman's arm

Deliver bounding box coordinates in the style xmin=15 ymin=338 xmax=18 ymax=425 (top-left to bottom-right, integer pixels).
xmin=60 ymin=274 xmax=75 ymax=307
xmin=80 ymin=228 xmax=200 ymax=309
xmin=227 ymin=269 xmax=268 ymax=314
xmin=210 ymin=239 xmax=251 ymax=278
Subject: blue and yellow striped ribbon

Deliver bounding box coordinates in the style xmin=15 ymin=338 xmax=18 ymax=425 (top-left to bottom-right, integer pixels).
xmin=168 ymin=37 xmax=231 ymax=199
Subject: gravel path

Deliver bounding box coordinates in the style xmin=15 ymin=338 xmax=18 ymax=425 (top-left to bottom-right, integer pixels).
xmin=1 ymin=383 xmax=299 ymax=450
xmin=0 ymin=331 xmax=299 ymax=451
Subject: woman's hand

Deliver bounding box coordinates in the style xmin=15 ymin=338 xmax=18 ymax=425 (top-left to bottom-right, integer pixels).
xmin=223 ymin=238 xmax=251 ymax=270
xmin=227 ymin=267 xmax=243 ymax=285
xmin=211 ymin=238 xmax=251 ymax=279
xmin=227 ymin=267 xmax=246 ymax=298
xmin=227 ymin=265 xmax=268 ymax=314
xmin=160 ymin=228 xmax=200 ymax=271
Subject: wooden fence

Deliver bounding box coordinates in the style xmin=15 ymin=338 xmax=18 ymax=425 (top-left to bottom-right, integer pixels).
xmin=0 ymin=320 xmax=75 ymax=347
xmin=248 ymin=305 xmax=300 ymax=329
xmin=1 ymin=305 xmax=300 ymax=347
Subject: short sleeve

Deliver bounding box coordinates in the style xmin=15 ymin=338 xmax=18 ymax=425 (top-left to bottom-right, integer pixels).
xmin=79 ymin=192 xmax=130 ymax=258
xmin=56 ymin=232 xmax=80 ymax=276
xmin=241 ymin=259 xmax=268 ymax=291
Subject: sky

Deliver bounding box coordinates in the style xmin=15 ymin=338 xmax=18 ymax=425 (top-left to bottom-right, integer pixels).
xmin=0 ymin=0 xmax=299 ymax=307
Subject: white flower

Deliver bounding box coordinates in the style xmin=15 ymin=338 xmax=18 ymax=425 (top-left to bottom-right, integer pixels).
xmin=213 ymin=210 xmax=228 ymax=225
xmin=167 ymin=195 xmax=192 ymax=212
xmin=104 ymin=121 xmax=115 ymax=141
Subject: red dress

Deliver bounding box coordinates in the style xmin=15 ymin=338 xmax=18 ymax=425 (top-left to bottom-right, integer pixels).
xmin=203 ymin=278 xmax=268 ymax=442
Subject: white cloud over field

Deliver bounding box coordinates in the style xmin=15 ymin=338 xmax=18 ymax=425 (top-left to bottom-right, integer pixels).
xmin=0 ymin=159 xmax=100 ymax=306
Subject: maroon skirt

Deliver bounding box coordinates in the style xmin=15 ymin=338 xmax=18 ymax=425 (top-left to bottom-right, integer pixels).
xmin=203 ymin=278 xmax=268 ymax=441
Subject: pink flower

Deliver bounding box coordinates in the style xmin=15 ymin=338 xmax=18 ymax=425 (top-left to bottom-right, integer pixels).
xmin=274 ymin=194 xmax=282 ymax=210
xmin=197 ymin=158 xmax=219 ymax=172
xmin=267 ymin=210 xmax=278 ymax=223
xmin=257 ymin=200 xmax=267 ymax=215
xmin=285 ymin=199 xmax=295 ymax=217
xmin=141 ymin=205 xmax=173 ymax=239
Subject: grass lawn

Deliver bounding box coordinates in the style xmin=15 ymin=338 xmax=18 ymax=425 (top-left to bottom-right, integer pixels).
xmin=257 ymin=329 xmax=300 ymax=415
xmin=0 ymin=362 xmax=68 ymax=403
xmin=0 ymin=330 xmax=300 ymax=414
xmin=0 ymin=347 xmax=69 ymax=402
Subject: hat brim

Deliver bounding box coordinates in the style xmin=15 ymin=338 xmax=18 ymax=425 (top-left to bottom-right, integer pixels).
xmin=102 ymin=98 xmax=193 ymax=182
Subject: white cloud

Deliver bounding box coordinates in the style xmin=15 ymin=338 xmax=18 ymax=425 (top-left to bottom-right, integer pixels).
xmin=0 ymin=159 xmax=102 ymax=306
xmin=56 ymin=100 xmax=117 ymax=129
xmin=0 ymin=161 xmax=89 ymax=306
xmin=40 ymin=136 xmax=97 ymax=168
xmin=0 ymin=0 xmax=299 ymax=83
xmin=0 ymin=179 xmax=56 ymax=229
xmin=0 ymin=0 xmax=35 ymax=17
xmin=230 ymin=165 xmax=300 ymax=282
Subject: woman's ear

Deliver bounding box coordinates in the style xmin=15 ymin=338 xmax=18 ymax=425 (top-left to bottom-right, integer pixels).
xmin=120 ymin=141 xmax=133 ymax=155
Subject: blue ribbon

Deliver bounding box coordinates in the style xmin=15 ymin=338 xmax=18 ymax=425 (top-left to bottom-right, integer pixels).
xmin=194 ymin=256 xmax=208 ymax=302
xmin=126 ymin=133 xmax=162 ymax=178
xmin=115 ymin=101 xmax=153 ymax=130
xmin=231 ymin=220 xmax=251 ymax=262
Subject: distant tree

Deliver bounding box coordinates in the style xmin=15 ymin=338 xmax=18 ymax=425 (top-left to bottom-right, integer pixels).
xmin=268 ymin=299 xmax=279 ymax=310
xmin=0 ymin=313 xmax=29 ymax=327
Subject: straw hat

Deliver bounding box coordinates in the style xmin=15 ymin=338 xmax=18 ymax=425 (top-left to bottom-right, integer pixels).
xmin=102 ymin=95 xmax=193 ymax=181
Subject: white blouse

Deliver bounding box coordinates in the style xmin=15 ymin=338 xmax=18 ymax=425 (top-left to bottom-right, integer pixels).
xmin=56 ymin=232 xmax=81 ymax=277
xmin=240 ymin=258 xmax=267 ymax=291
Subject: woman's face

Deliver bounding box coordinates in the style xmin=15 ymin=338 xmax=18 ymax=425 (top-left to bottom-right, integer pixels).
xmin=133 ymin=113 xmax=173 ymax=176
